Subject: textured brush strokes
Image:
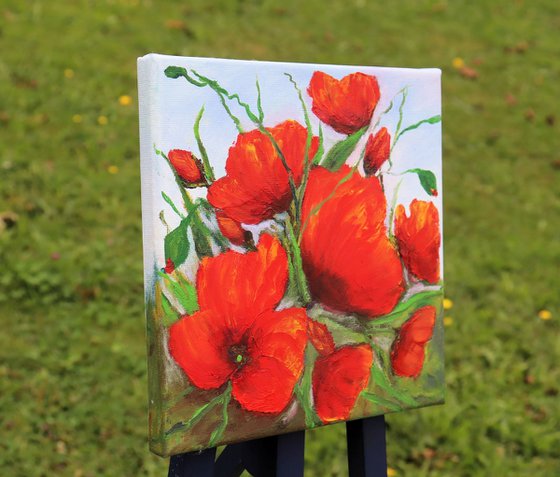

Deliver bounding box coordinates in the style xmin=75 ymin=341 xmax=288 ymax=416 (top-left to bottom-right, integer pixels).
xmin=301 ymin=165 xmax=405 ymax=317
xmin=208 ymin=120 xmax=319 ymax=224
xmin=138 ymin=54 xmax=443 ymax=456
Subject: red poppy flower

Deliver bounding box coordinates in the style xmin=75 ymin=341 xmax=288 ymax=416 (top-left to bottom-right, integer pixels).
xmin=394 ymin=200 xmax=441 ymax=284
xmin=168 ymin=234 xmax=307 ymax=414
xmin=301 ymin=166 xmax=405 ymax=317
xmin=363 ymin=127 xmax=391 ymax=175
xmin=307 ymin=71 xmax=380 ymax=135
xmin=308 ymin=319 xmax=335 ymax=356
xmin=391 ymin=305 xmax=436 ymax=378
xmin=312 ymin=344 xmax=373 ymax=423
xmin=207 ymin=120 xmax=319 ymax=225
xmin=215 ymin=210 xmax=251 ymax=246
xmin=168 ymin=149 xmax=206 ymax=186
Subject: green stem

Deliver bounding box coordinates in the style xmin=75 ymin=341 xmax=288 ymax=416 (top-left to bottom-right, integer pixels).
xmin=285 ymin=73 xmax=314 ymax=216
xmin=166 ymin=66 xmax=300 ymax=221
xmin=155 ymin=147 xmax=214 ymax=257
xmin=161 ymin=191 xmax=185 ymax=219
xmin=194 ymin=106 xmax=216 ymax=182
xmin=165 ymin=386 xmax=227 ymax=436
xmin=209 ymin=382 xmax=232 ymax=446
xmin=296 ymin=345 xmax=320 ymax=428
xmin=285 ymin=216 xmax=311 ymax=305
xmin=369 ymin=341 xmax=418 ymax=407
xmin=361 ymin=392 xmax=402 ymax=412
xmin=387 ymin=177 xmax=404 ymax=238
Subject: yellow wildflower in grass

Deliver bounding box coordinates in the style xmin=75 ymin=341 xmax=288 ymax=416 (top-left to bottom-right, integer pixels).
xmin=107 ymin=165 xmax=119 ymax=175
xmin=443 ymin=298 xmax=453 ymax=310
xmin=387 ymin=467 xmax=398 ymax=477
xmin=538 ymin=310 xmax=552 ymax=320
xmin=72 ymin=114 xmax=83 ymax=124
xmin=444 ymin=316 xmax=453 ymax=327
xmin=97 ymin=115 xmax=108 ymax=126
xmin=64 ymin=68 xmax=75 ymax=79
xmin=452 ymin=57 xmax=465 ymax=69
xmin=118 ymin=95 xmax=132 ymax=106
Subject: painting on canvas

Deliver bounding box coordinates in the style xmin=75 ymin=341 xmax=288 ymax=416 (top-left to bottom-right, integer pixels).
xmin=137 ymin=54 xmax=444 ymax=456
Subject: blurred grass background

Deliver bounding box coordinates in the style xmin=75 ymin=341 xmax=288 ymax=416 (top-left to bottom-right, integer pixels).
xmin=0 ymin=0 xmax=559 ymax=475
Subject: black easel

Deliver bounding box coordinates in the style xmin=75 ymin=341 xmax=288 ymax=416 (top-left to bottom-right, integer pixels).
xmin=167 ymin=415 xmax=387 ymax=477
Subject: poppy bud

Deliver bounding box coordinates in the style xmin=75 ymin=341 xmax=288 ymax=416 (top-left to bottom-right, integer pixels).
xmin=168 ymin=149 xmax=207 ymax=187
xmin=363 ymin=127 xmax=391 ymax=175
xmin=164 ymin=258 xmax=175 ymax=274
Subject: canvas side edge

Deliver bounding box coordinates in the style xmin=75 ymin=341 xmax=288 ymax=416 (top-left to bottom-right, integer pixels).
xmin=137 ymin=55 xmax=167 ymax=457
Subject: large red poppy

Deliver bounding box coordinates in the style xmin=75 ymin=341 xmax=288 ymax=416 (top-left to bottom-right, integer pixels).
xmin=301 ymin=166 xmax=405 ymax=317
xmin=394 ymin=199 xmax=441 ymax=284
xmin=207 ymin=120 xmax=319 ymax=225
xmin=307 ymin=71 xmax=380 ymax=135
xmin=312 ymin=344 xmax=373 ymax=423
xmin=168 ymin=234 xmax=308 ymax=414
xmin=391 ymin=305 xmax=436 ymax=378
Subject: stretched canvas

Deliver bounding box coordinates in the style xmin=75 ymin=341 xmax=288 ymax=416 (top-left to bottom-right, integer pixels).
xmin=137 ymin=54 xmax=444 ymax=457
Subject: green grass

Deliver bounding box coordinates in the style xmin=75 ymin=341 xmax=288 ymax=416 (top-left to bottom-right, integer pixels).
xmin=1 ymin=0 xmax=559 ymax=475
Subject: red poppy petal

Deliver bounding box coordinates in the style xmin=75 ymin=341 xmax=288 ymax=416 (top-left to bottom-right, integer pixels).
xmin=308 ymin=319 xmax=335 ymax=356
xmin=168 ymin=311 xmax=235 ymax=389
xmin=197 ymin=234 xmax=288 ymax=322
xmin=231 ymin=355 xmax=297 ymax=414
xmin=391 ymin=306 xmax=436 ymax=378
xmin=401 ymin=305 xmax=437 ymax=344
xmin=391 ymin=342 xmax=426 ymax=378
xmin=394 ymin=200 xmax=441 ymax=284
xmin=301 ymin=166 xmax=404 ymax=317
xmin=208 ymin=176 xmax=279 ymax=225
xmin=312 ymin=344 xmax=373 ymax=423
xmin=248 ymin=308 xmax=308 ymax=379
xmin=215 ymin=210 xmax=250 ymax=246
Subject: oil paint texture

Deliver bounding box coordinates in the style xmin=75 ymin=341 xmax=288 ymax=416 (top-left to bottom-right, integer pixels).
xmin=137 ymin=54 xmax=444 ymax=456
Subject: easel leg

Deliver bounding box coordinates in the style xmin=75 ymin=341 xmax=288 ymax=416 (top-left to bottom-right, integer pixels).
xmin=346 ymin=416 xmax=388 ymax=477
xmin=168 ymin=447 xmax=216 ymax=477
xmin=275 ymin=430 xmax=305 ymax=477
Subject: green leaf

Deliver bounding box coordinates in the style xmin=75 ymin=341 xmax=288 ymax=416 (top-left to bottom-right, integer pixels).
xmin=368 ymin=289 xmax=443 ymax=328
xmin=190 ymin=221 xmax=213 ymax=258
xmin=158 ymin=270 xmax=198 ymax=316
xmin=312 ymin=124 xmax=324 ymax=165
xmin=160 ymin=293 xmax=179 ymax=326
xmin=164 ymin=66 xmax=187 ymax=79
xmin=164 ymin=219 xmax=190 ymax=268
xmin=173 ymin=272 xmax=199 ymax=314
xmin=408 ymin=168 xmax=438 ymax=196
xmin=361 ymin=392 xmax=402 ymax=412
xmin=321 ymin=126 xmax=368 ymax=171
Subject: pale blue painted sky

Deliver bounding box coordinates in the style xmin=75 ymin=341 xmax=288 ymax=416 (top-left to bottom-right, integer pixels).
xmin=139 ymin=54 xmax=442 ymax=279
